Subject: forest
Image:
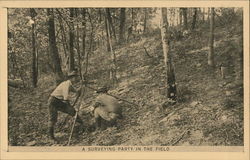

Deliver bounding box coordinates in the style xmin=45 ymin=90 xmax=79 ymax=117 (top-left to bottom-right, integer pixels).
xmin=8 ymin=7 xmax=243 ymax=146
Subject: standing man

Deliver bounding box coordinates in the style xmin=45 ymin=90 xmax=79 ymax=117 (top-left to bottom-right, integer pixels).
xmin=48 ymin=71 xmax=83 ymax=142
xmin=92 ymin=87 xmax=123 ymax=130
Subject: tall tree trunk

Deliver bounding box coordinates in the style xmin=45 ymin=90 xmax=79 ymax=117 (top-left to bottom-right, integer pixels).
xmin=106 ymin=17 xmax=117 ymax=84
xmin=105 ymin=8 xmax=117 ymax=43
xmin=179 ymin=8 xmax=183 ymax=26
xmin=143 ymin=8 xmax=147 ymax=33
xmin=75 ymin=9 xmax=82 ymax=78
xmin=131 ymin=8 xmax=134 ymax=28
xmin=30 ymin=8 xmax=38 ymax=87
xmin=188 ymin=8 xmax=192 ymax=20
xmin=36 ymin=45 xmax=39 ymax=78
xmin=202 ymin=8 xmax=205 ymax=22
xmin=58 ymin=19 xmax=67 ymax=57
xmin=81 ymin=8 xmax=86 ymax=59
xmin=57 ymin=11 xmax=69 ymax=70
xmin=207 ymin=8 xmax=210 ymax=21
xmin=105 ymin=15 xmax=111 ymax=52
xmin=174 ymin=8 xmax=177 ymax=26
xmin=9 ymin=51 xmax=17 ymax=79
xmin=238 ymin=33 xmax=243 ymax=81
xmin=192 ymin=8 xmax=198 ymax=30
xmin=47 ymin=8 xmax=64 ymax=83
xmin=176 ymin=9 xmax=179 ymax=25
xmin=119 ymin=8 xmax=126 ymax=44
xmin=197 ymin=8 xmax=202 ymax=22
xmin=126 ymin=8 xmax=134 ymax=42
xmin=173 ymin=9 xmax=176 ymax=26
xmin=98 ymin=8 xmax=102 ymax=23
xmin=69 ymin=8 xmax=75 ymax=72
xmin=85 ymin=9 xmax=94 ymax=76
xmin=235 ymin=16 xmax=243 ymax=82
xmin=160 ymin=8 xmax=177 ymax=102
xmin=182 ymin=8 xmax=188 ymax=30
xmin=208 ymin=7 xmax=215 ymax=67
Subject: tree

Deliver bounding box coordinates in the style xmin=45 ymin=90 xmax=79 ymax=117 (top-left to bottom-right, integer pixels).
xmin=202 ymin=8 xmax=205 ymax=22
xmin=119 ymin=8 xmax=126 ymax=44
xmin=179 ymin=8 xmax=183 ymax=25
xmin=56 ymin=8 xmax=69 ymax=72
xmin=192 ymin=8 xmax=198 ymax=30
xmin=81 ymin=8 xmax=86 ymax=58
xmin=69 ymin=8 xmax=75 ymax=71
xmin=75 ymin=9 xmax=82 ymax=78
xmin=160 ymin=8 xmax=177 ymax=103
xmin=208 ymin=7 xmax=215 ymax=67
xmin=47 ymin=8 xmax=64 ymax=83
xmin=30 ymin=8 xmax=38 ymax=87
xmin=143 ymin=8 xmax=147 ymax=33
xmin=98 ymin=8 xmax=102 ymax=23
xmin=106 ymin=8 xmax=117 ymax=43
xmin=238 ymin=22 xmax=243 ymax=81
xmin=126 ymin=8 xmax=134 ymax=42
xmin=106 ymin=14 xmax=117 ymax=84
xmin=238 ymin=32 xmax=243 ymax=81
xmin=105 ymin=12 xmax=111 ymax=52
xmin=207 ymin=8 xmax=210 ymax=21
xmin=131 ymin=8 xmax=134 ymax=29
xmin=182 ymin=8 xmax=188 ymax=30
xmin=84 ymin=9 xmax=94 ymax=77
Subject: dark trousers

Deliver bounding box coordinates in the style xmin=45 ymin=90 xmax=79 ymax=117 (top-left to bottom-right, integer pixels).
xmin=48 ymin=96 xmax=82 ymax=139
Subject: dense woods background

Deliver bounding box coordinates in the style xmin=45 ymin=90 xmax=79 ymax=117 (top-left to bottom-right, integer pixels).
xmin=8 ymin=7 xmax=243 ymax=146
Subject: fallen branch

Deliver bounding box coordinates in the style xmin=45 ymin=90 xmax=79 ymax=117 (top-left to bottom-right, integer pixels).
xmin=171 ymin=129 xmax=189 ymax=146
xmin=164 ymin=104 xmax=183 ymax=117
xmin=107 ymin=93 xmax=140 ymax=107
xmin=85 ymin=86 xmax=140 ymax=107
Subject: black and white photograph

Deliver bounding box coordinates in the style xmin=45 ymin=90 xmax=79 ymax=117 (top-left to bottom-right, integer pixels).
xmin=1 ymin=1 xmax=249 ymax=159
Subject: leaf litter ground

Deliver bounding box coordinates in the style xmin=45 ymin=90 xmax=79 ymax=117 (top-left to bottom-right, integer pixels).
xmin=8 ymin=28 xmax=243 ymax=146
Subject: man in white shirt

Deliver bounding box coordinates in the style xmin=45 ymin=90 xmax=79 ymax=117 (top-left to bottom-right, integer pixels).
xmin=48 ymin=71 xmax=83 ymax=142
xmin=92 ymin=87 xmax=123 ymax=130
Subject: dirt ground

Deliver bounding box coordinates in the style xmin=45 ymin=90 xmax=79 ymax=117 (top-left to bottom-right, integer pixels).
xmin=8 ymin=24 xmax=243 ymax=146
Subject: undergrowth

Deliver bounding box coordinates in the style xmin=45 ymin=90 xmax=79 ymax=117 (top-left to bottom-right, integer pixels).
xmin=8 ymin=15 xmax=243 ymax=146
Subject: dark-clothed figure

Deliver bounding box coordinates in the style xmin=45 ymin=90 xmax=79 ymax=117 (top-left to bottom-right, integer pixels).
xmin=48 ymin=71 xmax=83 ymax=141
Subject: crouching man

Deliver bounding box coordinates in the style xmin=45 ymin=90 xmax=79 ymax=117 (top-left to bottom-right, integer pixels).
xmin=48 ymin=71 xmax=84 ymax=142
xmin=92 ymin=87 xmax=123 ymax=130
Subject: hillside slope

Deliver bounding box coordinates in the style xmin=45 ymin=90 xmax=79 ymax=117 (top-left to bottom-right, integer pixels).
xmin=8 ymin=23 xmax=243 ymax=146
